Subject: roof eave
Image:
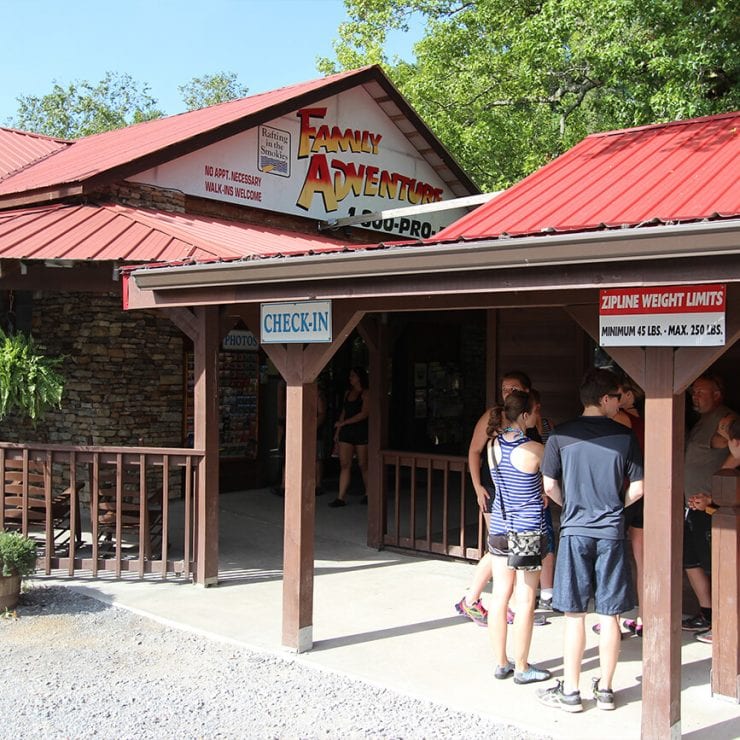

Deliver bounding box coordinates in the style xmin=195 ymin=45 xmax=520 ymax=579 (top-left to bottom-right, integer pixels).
xmin=128 ymin=219 xmax=740 ymax=298
xmin=0 ymin=184 xmax=85 ymax=210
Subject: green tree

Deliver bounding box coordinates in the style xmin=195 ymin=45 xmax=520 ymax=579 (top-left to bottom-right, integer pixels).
xmin=10 ymin=71 xmax=165 ymax=139
xmin=321 ymin=0 xmax=740 ymax=189
xmin=178 ymin=71 xmax=249 ymax=111
xmin=9 ymin=71 xmax=250 ymax=139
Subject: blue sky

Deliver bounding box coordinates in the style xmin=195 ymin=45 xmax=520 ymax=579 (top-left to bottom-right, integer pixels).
xmin=1 ymin=0 xmax=419 ymax=127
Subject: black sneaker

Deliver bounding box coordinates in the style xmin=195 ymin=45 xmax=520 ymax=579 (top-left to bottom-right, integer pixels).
xmin=681 ymin=613 xmax=710 ymax=631
xmin=592 ymin=677 xmax=615 ymax=711
xmin=536 ymin=680 xmax=583 ymax=713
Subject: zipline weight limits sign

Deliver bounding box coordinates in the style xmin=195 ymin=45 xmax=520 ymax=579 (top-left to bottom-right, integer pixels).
xmin=599 ymin=284 xmax=726 ymax=347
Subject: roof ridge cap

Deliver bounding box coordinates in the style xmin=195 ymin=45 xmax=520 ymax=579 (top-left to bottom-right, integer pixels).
xmin=0 ymin=126 xmax=73 ymax=144
xmin=588 ymin=110 xmax=740 ymax=139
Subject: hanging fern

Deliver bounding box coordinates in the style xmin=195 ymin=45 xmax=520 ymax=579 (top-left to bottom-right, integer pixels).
xmin=0 ymin=329 xmax=64 ymax=422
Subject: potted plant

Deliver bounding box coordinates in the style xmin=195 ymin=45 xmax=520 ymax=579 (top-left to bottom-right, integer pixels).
xmin=0 ymin=328 xmax=64 ymax=422
xmin=0 ymin=531 xmax=37 ymax=610
xmin=0 ymin=329 xmax=62 ymax=610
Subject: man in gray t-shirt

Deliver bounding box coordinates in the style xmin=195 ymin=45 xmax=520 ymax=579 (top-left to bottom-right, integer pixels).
xmin=680 ymin=374 xmax=736 ymax=638
xmin=537 ymin=368 xmax=643 ymax=714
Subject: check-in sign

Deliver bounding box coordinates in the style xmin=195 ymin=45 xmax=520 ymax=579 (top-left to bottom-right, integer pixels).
xmin=260 ymin=300 xmax=332 ymax=343
xmin=599 ymin=285 xmax=725 ymax=347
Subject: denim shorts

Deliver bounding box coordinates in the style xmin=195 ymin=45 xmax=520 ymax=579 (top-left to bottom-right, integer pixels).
xmin=552 ymin=535 xmax=635 ymax=615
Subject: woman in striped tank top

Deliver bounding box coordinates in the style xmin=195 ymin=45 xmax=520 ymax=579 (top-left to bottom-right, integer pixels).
xmin=487 ymin=390 xmax=551 ymax=685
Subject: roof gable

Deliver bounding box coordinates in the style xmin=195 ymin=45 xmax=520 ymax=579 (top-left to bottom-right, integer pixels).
xmin=436 ymin=111 xmax=740 ymax=241
xmin=128 ymin=84 xmax=474 ymax=239
xmin=0 ymin=66 xmax=476 ymax=209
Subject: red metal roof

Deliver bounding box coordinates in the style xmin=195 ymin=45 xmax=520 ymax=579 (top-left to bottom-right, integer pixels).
xmin=0 ymin=68 xmax=371 ymax=199
xmin=0 ymin=128 xmax=71 ymax=181
xmin=436 ymin=112 xmax=740 ymax=241
xmin=0 ymin=203 xmax=347 ymax=263
xmin=0 ymin=66 xmax=476 ymax=203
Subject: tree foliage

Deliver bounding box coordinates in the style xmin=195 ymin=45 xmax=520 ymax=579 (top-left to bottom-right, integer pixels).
xmin=9 ymin=70 xmax=249 ymax=139
xmin=11 ymin=72 xmax=164 ymax=139
xmin=178 ymin=72 xmax=249 ymax=111
xmin=320 ymin=0 xmax=740 ymax=189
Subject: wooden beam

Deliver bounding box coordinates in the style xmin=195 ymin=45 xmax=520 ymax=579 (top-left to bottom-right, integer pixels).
xmin=282 ymin=346 xmax=317 ymax=652
xmin=126 ymin=254 xmax=740 ymax=311
xmin=161 ymin=307 xmax=201 ymax=343
xmin=301 ymin=304 xmax=366 ymax=381
xmin=710 ymin=469 xmax=740 ymax=701
xmin=356 ymin=314 xmax=379 ymax=354
xmin=674 ymin=292 xmax=740 ymax=393
xmin=192 ymin=306 xmax=220 ymax=586
xmin=641 ymin=347 xmax=684 ymax=738
xmin=363 ymin=315 xmax=385 ymax=548
xmin=565 ymin=303 xmax=648 ymax=387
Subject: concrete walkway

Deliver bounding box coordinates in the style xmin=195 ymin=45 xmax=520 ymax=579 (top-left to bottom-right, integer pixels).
xmin=35 ymin=488 xmax=739 ymax=739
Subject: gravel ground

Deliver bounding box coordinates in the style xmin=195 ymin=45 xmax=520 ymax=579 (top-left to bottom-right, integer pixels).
xmin=1 ymin=586 xmax=549 ymax=740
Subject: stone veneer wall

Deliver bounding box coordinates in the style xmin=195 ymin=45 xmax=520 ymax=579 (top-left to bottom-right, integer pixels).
xmin=0 ymin=292 xmax=184 ymax=447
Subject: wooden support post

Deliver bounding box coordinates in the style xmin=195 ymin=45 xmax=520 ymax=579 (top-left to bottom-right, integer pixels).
xmin=642 ymin=347 xmax=684 ymax=739
xmin=710 ymin=469 xmax=740 ymax=702
xmin=193 ymin=306 xmax=220 ymax=586
xmin=360 ymin=316 xmax=386 ymax=548
xmin=282 ymin=344 xmax=317 ymax=652
xmin=261 ymin=303 xmax=365 ymax=652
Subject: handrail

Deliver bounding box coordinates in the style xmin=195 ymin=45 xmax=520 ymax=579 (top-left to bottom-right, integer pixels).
xmin=380 ymin=449 xmax=484 ymax=561
xmin=0 ymin=442 xmax=203 ymax=581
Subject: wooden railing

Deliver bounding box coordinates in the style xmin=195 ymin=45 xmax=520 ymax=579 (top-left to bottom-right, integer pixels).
xmin=380 ymin=450 xmax=485 ymax=561
xmin=0 ymin=442 xmax=204 ymax=580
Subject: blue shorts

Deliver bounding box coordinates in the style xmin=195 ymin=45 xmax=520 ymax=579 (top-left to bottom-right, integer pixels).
xmin=552 ymin=535 xmax=635 ymax=615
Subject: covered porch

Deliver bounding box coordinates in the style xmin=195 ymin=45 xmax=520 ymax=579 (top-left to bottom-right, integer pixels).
xmin=32 ymin=485 xmax=740 ymax=739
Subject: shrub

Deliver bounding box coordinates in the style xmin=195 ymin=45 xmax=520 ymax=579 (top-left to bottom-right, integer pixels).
xmin=0 ymin=531 xmax=37 ymax=577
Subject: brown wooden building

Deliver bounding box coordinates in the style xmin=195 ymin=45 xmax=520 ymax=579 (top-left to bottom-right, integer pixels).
xmin=1 ymin=65 xmax=738 ymax=737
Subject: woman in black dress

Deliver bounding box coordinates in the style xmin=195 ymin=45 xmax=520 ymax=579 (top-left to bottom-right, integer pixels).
xmin=329 ymin=367 xmax=369 ymax=507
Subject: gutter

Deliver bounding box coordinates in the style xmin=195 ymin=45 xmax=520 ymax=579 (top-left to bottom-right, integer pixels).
xmin=129 ymin=220 xmax=740 ymax=293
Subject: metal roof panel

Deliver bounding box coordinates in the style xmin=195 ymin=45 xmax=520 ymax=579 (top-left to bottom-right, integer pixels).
xmin=436 ymin=112 xmax=740 ymax=240
xmin=0 ymin=128 xmax=71 ymax=181
xmin=0 ymin=203 xmax=348 ymax=263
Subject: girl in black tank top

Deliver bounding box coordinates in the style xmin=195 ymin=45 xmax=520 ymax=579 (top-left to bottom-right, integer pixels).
xmin=329 ymin=367 xmax=370 ymax=507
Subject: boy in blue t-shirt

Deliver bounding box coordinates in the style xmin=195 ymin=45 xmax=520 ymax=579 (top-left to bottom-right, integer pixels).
xmin=537 ymin=368 xmax=643 ymax=713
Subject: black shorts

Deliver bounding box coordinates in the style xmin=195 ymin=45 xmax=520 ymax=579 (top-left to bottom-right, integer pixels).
xmin=338 ymin=420 xmax=368 ymax=446
xmin=683 ymin=509 xmax=711 ymax=572
xmin=624 ymin=498 xmax=644 ymax=529
xmin=483 ymin=483 xmax=496 ymax=514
